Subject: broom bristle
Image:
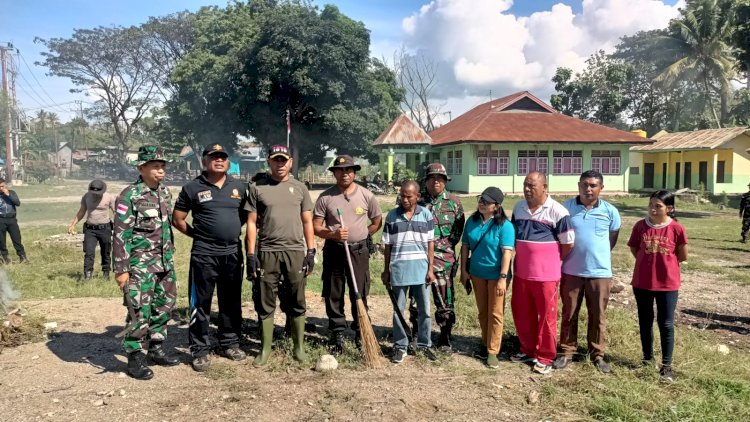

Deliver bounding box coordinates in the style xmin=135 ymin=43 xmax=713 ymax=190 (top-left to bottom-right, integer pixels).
xmin=355 ymin=299 xmax=383 ymax=368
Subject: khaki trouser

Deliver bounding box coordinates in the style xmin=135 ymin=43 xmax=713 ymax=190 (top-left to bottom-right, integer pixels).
xmin=558 ymin=274 xmax=610 ymax=359
xmin=472 ymin=277 xmax=506 ymax=355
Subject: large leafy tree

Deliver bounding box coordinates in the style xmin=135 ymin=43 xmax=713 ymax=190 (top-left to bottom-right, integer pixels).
xmin=654 ymin=0 xmax=737 ymax=127
xmin=730 ymin=0 xmax=750 ymax=88
xmin=169 ymin=1 xmax=403 ymax=169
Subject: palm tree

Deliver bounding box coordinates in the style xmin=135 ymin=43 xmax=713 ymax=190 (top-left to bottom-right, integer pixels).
xmin=655 ymin=0 xmax=737 ymax=127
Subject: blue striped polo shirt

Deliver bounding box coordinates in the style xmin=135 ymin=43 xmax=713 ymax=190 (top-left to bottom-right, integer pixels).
xmin=382 ymin=205 xmax=435 ymax=286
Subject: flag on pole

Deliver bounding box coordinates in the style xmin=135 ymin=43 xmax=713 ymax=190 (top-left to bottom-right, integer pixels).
xmin=286 ymin=108 xmax=291 ymax=148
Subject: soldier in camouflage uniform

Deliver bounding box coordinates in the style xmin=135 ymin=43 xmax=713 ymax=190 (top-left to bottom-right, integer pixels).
xmin=409 ymin=163 xmax=465 ymax=352
xmin=740 ymin=183 xmax=750 ymax=243
xmin=114 ymin=145 xmax=178 ymax=380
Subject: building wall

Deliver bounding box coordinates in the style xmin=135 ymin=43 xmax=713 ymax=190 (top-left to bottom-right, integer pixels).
xmin=630 ymin=134 xmax=750 ymax=194
xmin=439 ymin=143 xmax=632 ymax=193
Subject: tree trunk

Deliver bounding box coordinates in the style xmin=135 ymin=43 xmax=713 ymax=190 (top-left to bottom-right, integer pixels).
xmin=746 ymin=62 xmax=750 ymax=90
xmin=703 ymin=76 xmax=721 ymax=128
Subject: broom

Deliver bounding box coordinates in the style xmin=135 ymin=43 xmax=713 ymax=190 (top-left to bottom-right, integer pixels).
xmin=337 ymin=208 xmax=383 ymax=368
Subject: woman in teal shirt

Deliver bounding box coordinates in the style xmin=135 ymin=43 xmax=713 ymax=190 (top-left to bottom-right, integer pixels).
xmin=460 ymin=187 xmax=515 ymax=369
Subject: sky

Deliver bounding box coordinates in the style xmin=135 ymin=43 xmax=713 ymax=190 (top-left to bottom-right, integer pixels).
xmin=1 ymin=0 xmax=684 ymax=123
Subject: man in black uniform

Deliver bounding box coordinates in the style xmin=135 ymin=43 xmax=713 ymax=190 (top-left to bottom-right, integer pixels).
xmin=740 ymin=182 xmax=750 ymax=243
xmin=173 ymin=143 xmax=248 ymax=372
xmin=0 ymin=178 xmax=27 ymax=264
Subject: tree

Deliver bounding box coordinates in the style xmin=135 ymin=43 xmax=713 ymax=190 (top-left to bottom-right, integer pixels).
xmin=36 ymin=26 xmax=169 ymax=158
xmin=730 ymin=0 xmax=750 ymax=88
xmin=393 ymin=48 xmax=442 ymax=132
xmin=169 ymin=1 xmax=403 ymax=170
xmin=730 ymin=88 xmax=750 ymax=124
xmin=654 ymin=0 xmax=737 ymax=127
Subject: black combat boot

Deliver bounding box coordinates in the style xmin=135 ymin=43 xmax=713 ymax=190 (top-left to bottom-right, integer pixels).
xmin=0 ymin=255 xmax=9 ymax=265
xmin=127 ymin=352 xmax=154 ymax=380
xmin=84 ymin=271 xmax=93 ymax=281
xmin=18 ymin=254 xmax=28 ymax=263
xmin=102 ymin=271 xmax=110 ymax=279
xmin=742 ymin=235 xmax=747 ymax=244
xmin=328 ymin=331 xmax=345 ymax=356
xmin=148 ymin=343 xmax=179 ymax=366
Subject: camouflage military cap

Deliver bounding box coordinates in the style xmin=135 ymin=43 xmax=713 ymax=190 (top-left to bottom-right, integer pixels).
xmin=425 ymin=163 xmax=451 ymax=181
xmin=130 ymin=145 xmax=171 ymax=166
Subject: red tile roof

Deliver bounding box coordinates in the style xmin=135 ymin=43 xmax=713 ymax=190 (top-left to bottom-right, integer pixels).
xmin=630 ymin=127 xmax=750 ymax=151
xmin=429 ymin=91 xmax=653 ymax=146
xmin=373 ymin=113 xmax=432 ymax=146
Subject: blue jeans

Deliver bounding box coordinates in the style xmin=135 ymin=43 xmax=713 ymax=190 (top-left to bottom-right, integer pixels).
xmin=392 ymin=284 xmax=431 ymax=350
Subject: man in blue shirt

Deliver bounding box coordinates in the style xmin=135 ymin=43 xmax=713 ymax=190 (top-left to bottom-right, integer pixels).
xmin=0 ymin=178 xmax=27 ymax=264
xmin=382 ymin=180 xmax=436 ymax=363
xmin=556 ymin=170 xmax=621 ymax=373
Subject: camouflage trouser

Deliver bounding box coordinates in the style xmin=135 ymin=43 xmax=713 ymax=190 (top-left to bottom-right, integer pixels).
xmin=122 ymin=268 xmax=177 ymax=354
xmin=409 ymin=263 xmax=456 ymax=329
xmin=742 ymin=217 xmax=750 ymax=237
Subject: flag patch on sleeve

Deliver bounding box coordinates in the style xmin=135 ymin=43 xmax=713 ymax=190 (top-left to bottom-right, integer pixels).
xmin=117 ymin=203 xmax=129 ymax=215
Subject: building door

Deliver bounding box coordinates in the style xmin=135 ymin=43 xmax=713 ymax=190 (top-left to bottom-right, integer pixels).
xmin=644 ymin=163 xmax=655 ymax=189
xmin=675 ymin=163 xmax=681 ymax=190
xmin=699 ymin=161 xmax=708 ymax=188
xmin=684 ymin=162 xmax=692 ymax=189
xmin=662 ymin=163 xmax=667 ymax=189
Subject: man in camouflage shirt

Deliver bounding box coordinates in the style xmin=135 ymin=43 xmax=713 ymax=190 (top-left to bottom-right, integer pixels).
xmin=409 ymin=163 xmax=465 ymax=352
xmin=113 ymin=145 xmax=178 ymax=380
xmin=740 ymin=183 xmax=750 ymax=243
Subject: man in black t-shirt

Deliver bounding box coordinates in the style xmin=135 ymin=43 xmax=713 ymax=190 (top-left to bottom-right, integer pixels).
xmin=173 ymin=142 xmax=248 ymax=372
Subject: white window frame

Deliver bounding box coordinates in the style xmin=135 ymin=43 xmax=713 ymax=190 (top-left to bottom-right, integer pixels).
xmin=477 ymin=150 xmax=509 ymax=176
xmin=591 ymin=150 xmax=621 ymax=175
xmin=552 ymin=150 xmax=583 ymax=175
xmin=517 ymin=150 xmax=548 ymax=175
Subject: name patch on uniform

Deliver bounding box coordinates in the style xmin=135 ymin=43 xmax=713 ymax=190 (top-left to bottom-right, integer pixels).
xmin=355 ymin=207 xmax=365 ymax=215
xmin=231 ymin=188 xmax=241 ymax=199
xmin=116 ymin=203 xmax=129 ymax=215
xmin=197 ymin=190 xmax=213 ymax=203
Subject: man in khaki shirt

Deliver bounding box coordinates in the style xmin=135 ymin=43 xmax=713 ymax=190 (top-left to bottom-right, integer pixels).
xmin=68 ymin=179 xmax=116 ymax=280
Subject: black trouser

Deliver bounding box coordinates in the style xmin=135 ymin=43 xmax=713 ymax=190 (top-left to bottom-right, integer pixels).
xmin=188 ymin=251 xmax=244 ymax=357
xmin=255 ymin=250 xmax=306 ymax=321
xmin=0 ymin=216 xmax=24 ymax=259
xmin=322 ymin=240 xmax=370 ymax=334
xmin=83 ymin=222 xmax=112 ymax=273
xmin=633 ymin=287 xmax=679 ymax=366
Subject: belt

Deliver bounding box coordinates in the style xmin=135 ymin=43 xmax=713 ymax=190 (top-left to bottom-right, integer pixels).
xmin=325 ymin=239 xmax=367 ymax=251
xmin=85 ymin=222 xmax=112 ymax=230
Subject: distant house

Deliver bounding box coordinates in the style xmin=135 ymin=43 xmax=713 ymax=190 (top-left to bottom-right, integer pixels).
xmin=373 ymin=114 xmax=435 ymax=181
xmin=629 ymin=127 xmax=750 ymax=194
xmin=373 ymin=91 xmax=654 ymax=193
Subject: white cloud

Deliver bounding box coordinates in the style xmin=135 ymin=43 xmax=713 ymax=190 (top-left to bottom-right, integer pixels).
xmin=399 ymin=0 xmax=684 ymax=106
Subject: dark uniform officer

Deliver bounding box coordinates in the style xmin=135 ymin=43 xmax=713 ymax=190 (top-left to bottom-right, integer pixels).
xmin=113 ymin=145 xmax=178 ymax=380
xmin=173 ymin=143 xmax=248 ymax=372
xmin=68 ymin=179 xmax=116 ymax=280
xmin=740 ymin=182 xmax=750 ymax=243
xmin=313 ymin=155 xmax=382 ymax=355
xmin=246 ymin=145 xmax=316 ymax=367
xmin=0 ymin=178 xmax=28 ymax=264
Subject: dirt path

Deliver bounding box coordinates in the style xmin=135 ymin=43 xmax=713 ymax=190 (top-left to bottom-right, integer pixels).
xmin=0 ymin=293 xmax=536 ymax=421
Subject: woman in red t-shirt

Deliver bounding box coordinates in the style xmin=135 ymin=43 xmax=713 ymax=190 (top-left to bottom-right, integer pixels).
xmin=627 ymin=190 xmax=688 ymax=382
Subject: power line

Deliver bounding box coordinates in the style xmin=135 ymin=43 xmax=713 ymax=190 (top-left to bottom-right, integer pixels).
xmin=17 ymin=52 xmax=60 ymax=107
xmin=21 ymin=100 xmax=91 ymax=112
xmin=15 ymin=74 xmax=52 ymax=110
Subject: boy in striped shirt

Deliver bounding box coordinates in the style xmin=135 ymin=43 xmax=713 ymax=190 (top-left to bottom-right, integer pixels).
xmin=382 ymin=181 xmax=437 ymax=363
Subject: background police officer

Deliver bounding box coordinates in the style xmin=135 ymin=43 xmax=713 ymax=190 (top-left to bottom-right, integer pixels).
xmin=740 ymin=182 xmax=750 ymax=243
xmin=173 ymin=142 xmax=248 ymax=372
xmin=0 ymin=178 xmax=28 ymax=264
xmin=68 ymin=179 xmax=116 ymax=280
xmin=113 ymin=145 xmax=179 ymax=380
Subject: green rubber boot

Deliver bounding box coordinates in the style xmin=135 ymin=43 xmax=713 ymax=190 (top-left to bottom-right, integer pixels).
xmin=291 ymin=316 xmax=308 ymax=364
xmin=253 ymin=318 xmax=274 ymax=367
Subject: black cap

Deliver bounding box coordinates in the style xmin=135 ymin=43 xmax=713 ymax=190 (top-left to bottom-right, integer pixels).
xmin=328 ymin=155 xmax=361 ymax=172
xmin=268 ymin=145 xmax=291 ymax=160
xmin=202 ymin=143 xmax=229 ymax=157
xmin=88 ymin=179 xmax=106 ymax=192
xmin=480 ymin=186 xmax=504 ymax=205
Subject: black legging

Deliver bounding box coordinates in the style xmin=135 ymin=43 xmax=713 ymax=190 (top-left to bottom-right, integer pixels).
xmin=633 ymin=288 xmax=679 ymax=366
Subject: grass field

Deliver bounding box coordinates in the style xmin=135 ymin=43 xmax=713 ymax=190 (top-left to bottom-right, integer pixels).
xmin=4 ymin=180 xmax=750 ymax=420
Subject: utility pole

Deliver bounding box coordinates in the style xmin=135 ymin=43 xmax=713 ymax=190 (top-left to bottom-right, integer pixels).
xmin=77 ymin=100 xmax=87 ymax=169
xmin=0 ymin=43 xmax=13 ymax=183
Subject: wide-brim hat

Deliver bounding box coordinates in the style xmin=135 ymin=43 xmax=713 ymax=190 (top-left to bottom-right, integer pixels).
xmin=328 ymin=155 xmax=361 ymax=172
xmin=130 ymin=145 xmax=172 ymax=166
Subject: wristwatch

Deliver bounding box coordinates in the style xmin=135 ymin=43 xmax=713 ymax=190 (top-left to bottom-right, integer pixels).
xmin=499 ymin=273 xmax=508 ymax=279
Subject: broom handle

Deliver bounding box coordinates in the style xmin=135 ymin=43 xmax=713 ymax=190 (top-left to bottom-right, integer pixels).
xmin=337 ymin=208 xmax=361 ymax=297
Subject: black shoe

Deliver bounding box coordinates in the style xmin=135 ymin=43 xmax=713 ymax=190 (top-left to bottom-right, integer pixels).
xmin=218 ymin=347 xmax=247 ymax=361
xmin=192 ymin=355 xmax=211 ymax=372
xmin=390 ymin=348 xmax=406 ymax=364
xmin=0 ymin=256 xmax=8 ymax=265
xmin=659 ymin=365 xmax=674 ymax=382
xmin=328 ymin=332 xmax=345 ymax=356
xmin=593 ymin=357 xmax=611 ymax=374
xmin=417 ymin=346 xmax=438 ymax=362
xmin=102 ymin=271 xmax=110 ymax=279
xmin=84 ymin=271 xmax=93 ymax=281
xmin=19 ymin=255 xmax=29 ymax=263
xmin=354 ymin=331 xmax=362 ymax=350
xmin=127 ymin=352 xmax=154 ymax=380
xmin=742 ymin=237 xmax=747 ymax=244
xmin=148 ymin=344 xmax=180 ymax=366
xmin=553 ymin=355 xmax=572 ymax=370
xmin=473 ymin=345 xmax=488 ymax=360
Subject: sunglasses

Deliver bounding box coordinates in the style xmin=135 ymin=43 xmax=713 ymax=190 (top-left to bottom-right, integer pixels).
xmin=271 ymin=156 xmax=289 ymax=163
xmin=90 ymin=188 xmax=103 ymax=192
